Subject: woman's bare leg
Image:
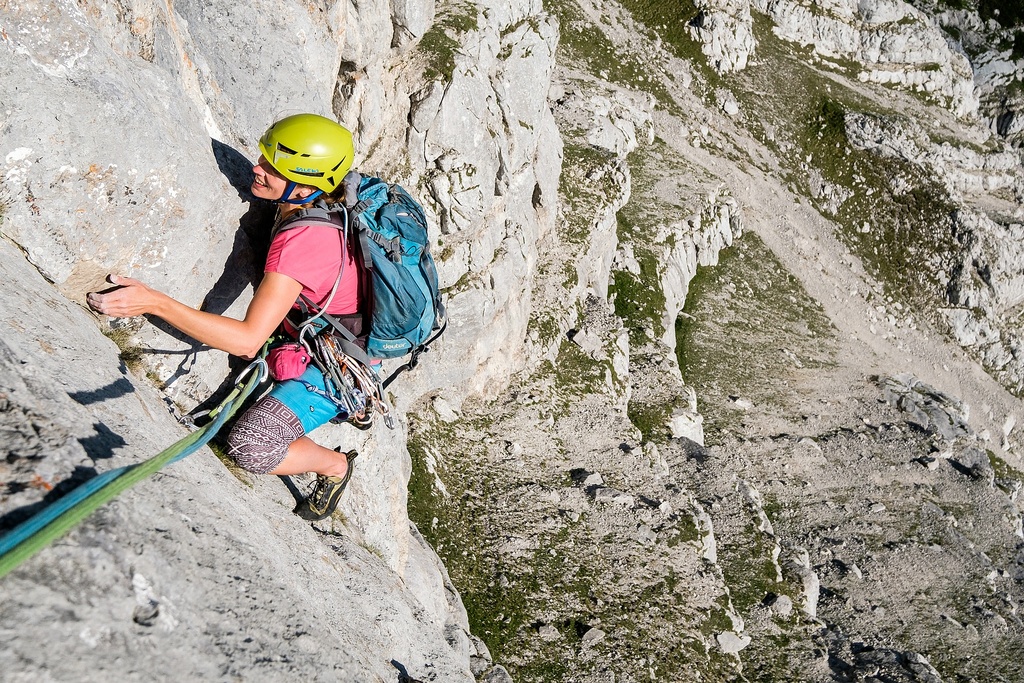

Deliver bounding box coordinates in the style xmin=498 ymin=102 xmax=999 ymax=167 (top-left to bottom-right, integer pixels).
xmin=268 ymin=436 xmax=349 ymax=477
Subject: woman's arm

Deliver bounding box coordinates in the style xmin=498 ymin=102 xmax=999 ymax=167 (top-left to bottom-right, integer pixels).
xmin=87 ymin=272 xmax=303 ymax=358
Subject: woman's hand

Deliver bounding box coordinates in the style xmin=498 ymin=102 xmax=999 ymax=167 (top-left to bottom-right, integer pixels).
xmin=86 ymin=271 xmax=301 ymax=358
xmin=87 ymin=275 xmax=162 ymax=318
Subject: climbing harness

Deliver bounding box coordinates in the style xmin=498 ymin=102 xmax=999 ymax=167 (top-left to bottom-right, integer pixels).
xmin=280 ymin=307 xmax=395 ymax=429
xmin=316 ymin=329 xmax=393 ymax=428
xmin=291 ymin=294 xmax=447 ymax=430
xmin=0 ymin=355 xmax=269 ymax=580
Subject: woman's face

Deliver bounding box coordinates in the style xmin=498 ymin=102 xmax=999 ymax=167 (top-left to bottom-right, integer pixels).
xmin=252 ymin=155 xmax=315 ymax=202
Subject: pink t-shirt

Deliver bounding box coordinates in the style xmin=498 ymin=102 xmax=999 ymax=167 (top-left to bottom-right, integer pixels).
xmin=265 ymin=222 xmax=363 ymax=316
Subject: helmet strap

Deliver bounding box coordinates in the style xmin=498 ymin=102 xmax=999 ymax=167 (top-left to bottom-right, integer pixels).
xmin=277 ymin=181 xmax=324 ymax=205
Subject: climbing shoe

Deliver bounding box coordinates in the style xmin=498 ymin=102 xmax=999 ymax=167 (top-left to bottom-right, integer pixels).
xmin=294 ymin=450 xmax=358 ymax=521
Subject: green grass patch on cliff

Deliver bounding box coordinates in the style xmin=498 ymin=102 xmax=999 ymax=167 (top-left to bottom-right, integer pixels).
xmin=799 ymin=99 xmax=959 ymax=309
xmin=558 ymin=142 xmax=620 ymax=246
xmin=554 ymin=337 xmax=609 ymax=395
xmin=677 ymin=231 xmax=837 ymax=440
xmin=545 ymin=0 xmax=677 ymax=104
xmin=617 ymin=0 xmax=718 ymax=89
xmin=610 ymin=259 xmax=667 ymax=345
xmin=724 ymin=14 xmax=960 ymax=312
xmin=103 ymin=326 xmax=145 ymax=375
xmin=418 ymin=3 xmax=480 ymax=82
xmin=407 ymin=408 xmax=599 ymax=677
xmin=618 ymin=0 xmax=700 ymax=57
xmin=718 ymin=522 xmax=784 ymax=612
xmin=608 ymin=139 xmax=694 ymax=346
xmin=626 ymin=386 xmax=681 ymax=443
xmin=989 ymin=451 xmax=1024 ymax=496
xmin=407 ymin=412 xmax=531 ymax=656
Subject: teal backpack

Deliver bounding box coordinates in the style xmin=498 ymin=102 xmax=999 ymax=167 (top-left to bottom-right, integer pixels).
xmin=277 ymin=172 xmax=447 ymax=386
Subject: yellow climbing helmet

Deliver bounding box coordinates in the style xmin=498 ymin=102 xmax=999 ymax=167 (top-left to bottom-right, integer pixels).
xmin=258 ymin=113 xmax=355 ymax=194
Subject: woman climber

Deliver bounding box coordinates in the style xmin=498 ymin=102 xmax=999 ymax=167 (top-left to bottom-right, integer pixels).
xmin=87 ymin=113 xmax=367 ymax=521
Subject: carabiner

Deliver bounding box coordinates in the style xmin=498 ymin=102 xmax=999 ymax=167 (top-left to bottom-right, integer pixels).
xmin=234 ymin=357 xmax=270 ymax=388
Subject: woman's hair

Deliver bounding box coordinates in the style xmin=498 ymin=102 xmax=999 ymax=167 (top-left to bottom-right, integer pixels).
xmin=322 ymin=186 xmax=348 ymax=205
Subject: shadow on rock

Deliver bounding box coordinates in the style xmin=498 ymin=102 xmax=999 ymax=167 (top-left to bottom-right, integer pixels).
xmin=677 ymin=436 xmax=712 ymax=464
xmin=0 ymin=464 xmax=98 ymax=532
xmin=78 ymin=421 xmax=127 ymax=461
xmin=187 ymin=354 xmax=269 ymax=421
xmin=146 ymin=140 xmax=277 ymax=390
xmin=391 ymin=660 xmax=426 ymax=683
xmin=275 ymin=474 xmax=310 ymax=507
xmin=210 ymin=137 xmax=277 ymax=275
xmin=68 ymin=377 xmax=135 ymax=406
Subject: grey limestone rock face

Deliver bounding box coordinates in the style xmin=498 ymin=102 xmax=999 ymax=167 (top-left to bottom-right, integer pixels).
xmin=0 ymin=0 xmax=354 ymax=406
xmin=688 ymin=0 xmax=756 ymax=73
xmin=391 ymin=0 xmax=436 ymax=47
xmin=844 ymin=112 xmax=1024 ymax=200
xmin=825 ymin=634 xmax=946 ymax=683
xmin=839 ymin=105 xmax=1024 ymax=397
xmin=941 ymin=209 xmax=1024 ymax=395
xmin=659 ymin=187 xmax=742 ymax=353
xmin=880 ymin=374 xmax=972 ymax=442
xmin=926 ymin=1 xmax=1024 ymax=143
xmin=481 ymin=664 xmax=515 ymax=683
xmin=0 ymin=0 xmax=343 ymax=291
xmin=0 ymin=238 xmax=476 ymax=681
xmin=753 ymin=0 xmax=980 ymax=117
xmin=5 ymin=0 xmax=1024 ymax=681
xmin=0 ymin=0 xmax=563 ymax=679
xmin=395 ymin=7 xmax=562 ymax=405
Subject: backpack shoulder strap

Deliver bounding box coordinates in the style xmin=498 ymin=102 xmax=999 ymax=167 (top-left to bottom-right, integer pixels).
xmin=274 ymin=200 xmax=348 ymax=235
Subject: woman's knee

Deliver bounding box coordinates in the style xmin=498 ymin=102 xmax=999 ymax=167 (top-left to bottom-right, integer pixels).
xmin=226 ymin=397 xmax=305 ymax=474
